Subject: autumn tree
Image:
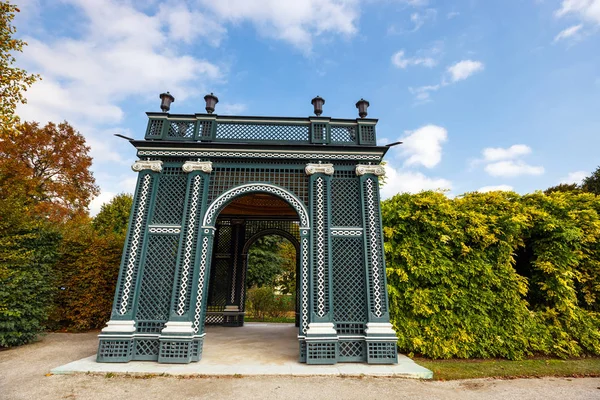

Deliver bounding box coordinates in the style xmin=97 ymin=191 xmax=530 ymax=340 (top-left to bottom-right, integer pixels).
xmin=1 ymin=1 xmax=39 ymax=128
xmin=0 ymin=121 xmax=100 ymax=221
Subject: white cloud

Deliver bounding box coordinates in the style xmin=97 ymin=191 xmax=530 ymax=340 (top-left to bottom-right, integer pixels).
xmin=447 ymin=60 xmax=485 ymax=83
xmin=484 ymin=161 xmax=545 ymax=177
xmin=391 ymin=50 xmax=437 ymax=69
xmin=408 ymin=84 xmax=441 ymax=103
xmin=198 ymin=0 xmax=359 ymax=51
xmin=481 ymin=144 xmax=532 ymax=162
xmin=553 ymin=24 xmax=584 ymax=42
xmin=398 ymin=125 xmax=448 ymax=168
xmin=447 ymin=11 xmax=460 ymax=19
xmin=88 ymin=191 xmax=117 ymax=216
xmin=158 ymin=3 xmax=226 ymax=46
xmin=409 ymin=9 xmax=437 ymax=31
xmin=560 ymin=170 xmax=588 ymax=184
xmin=220 ymin=103 xmax=248 ymax=114
xmin=380 ymin=165 xmax=452 ymax=199
xmin=478 ymin=185 xmax=514 ymax=193
xmin=555 ymin=0 xmax=600 ymax=24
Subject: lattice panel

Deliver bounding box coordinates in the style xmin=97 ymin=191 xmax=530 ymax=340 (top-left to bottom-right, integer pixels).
xmin=216 ymin=224 xmax=233 ymax=254
xmin=312 ymin=177 xmax=330 ymax=317
xmin=243 ymin=220 xmax=301 ymax=242
xmin=167 ymin=121 xmax=195 ymax=138
xmin=208 ymin=167 xmax=309 ymax=205
xmin=198 ymin=120 xmax=213 ymax=139
xmin=207 ymin=258 xmax=229 ymax=312
xmin=159 ymin=340 xmax=191 ymax=362
xmin=363 ymin=178 xmax=387 ymax=317
xmin=332 ymin=237 xmax=367 ymax=323
xmin=216 ymin=122 xmax=309 ymax=142
xmin=147 ymin=119 xmax=164 ymax=137
xmin=360 ymin=125 xmax=375 ymax=143
xmin=116 ymin=173 xmax=153 ymax=315
xmin=331 ymin=172 xmax=362 ymax=227
xmin=339 ymin=341 xmax=365 ymax=359
xmin=367 ymin=342 xmax=397 ymax=363
xmin=205 ymin=313 xmax=224 ymax=325
xmin=136 ymin=321 xmax=165 ymax=334
xmin=330 ymin=125 xmax=356 ymax=143
xmin=135 ymin=235 xmax=179 ymax=321
xmin=311 ymin=123 xmax=327 ymax=142
xmin=307 ymin=342 xmax=336 ymax=363
xmin=135 ymin=339 xmax=159 ymax=358
xmin=336 ymin=322 xmax=365 ymax=335
xmin=152 ymin=167 xmax=187 ymax=225
xmin=98 ymin=340 xmax=132 ymax=361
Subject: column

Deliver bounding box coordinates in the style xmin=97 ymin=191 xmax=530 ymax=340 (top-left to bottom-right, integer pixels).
xmin=356 ymin=164 xmax=398 ymax=364
xmin=304 ymin=163 xmax=338 ymax=364
xmin=97 ymin=160 xmax=162 ymax=363
xmin=157 ymin=161 xmax=212 ymax=364
xmin=223 ymin=219 xmax=246 ymax=327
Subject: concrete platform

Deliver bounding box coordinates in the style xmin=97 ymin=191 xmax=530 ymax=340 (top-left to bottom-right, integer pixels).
xmin=52 ymin=323 xmax=432 ymax=379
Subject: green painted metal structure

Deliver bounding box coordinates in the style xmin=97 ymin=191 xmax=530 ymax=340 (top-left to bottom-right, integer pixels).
xmin=97 ymin=110 xmax=399 ymax=365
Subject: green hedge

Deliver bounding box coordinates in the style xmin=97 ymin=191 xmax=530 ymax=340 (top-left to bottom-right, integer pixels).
xmin=383 ymin=191 xmax=600 ymax=360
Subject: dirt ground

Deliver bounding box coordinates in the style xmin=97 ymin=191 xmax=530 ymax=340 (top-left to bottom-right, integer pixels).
xmin=1 ymin=332 xmax=599 ymax=400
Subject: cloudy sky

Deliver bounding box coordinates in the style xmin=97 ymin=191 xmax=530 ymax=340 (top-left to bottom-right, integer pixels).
xmin=12 ymin=0 xmax=600 ymax=214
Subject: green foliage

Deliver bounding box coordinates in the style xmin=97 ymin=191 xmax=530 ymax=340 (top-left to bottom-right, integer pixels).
xmin=544 ymin=183 xmax=581 ymax=195
xmin=0 ymin=194 xmax=60 ymax=347
xmin=92 ymin=193 xmax=133 ymax=236
xmin=246 ymin=235 xmax=287 ymax=288
xmin=582 ymin=166 xmax=600 ymax=195
xmin=383 ymin=190 xmax=600 ymax=360
xmin=245 ymin=286 xmax=295 ymax=321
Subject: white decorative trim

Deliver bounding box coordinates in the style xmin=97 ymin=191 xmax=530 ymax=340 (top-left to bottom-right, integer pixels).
xmin=132 ymin=160 xmax=163 ymax=172
xmin=366 ymin=178 xmax=383 ymax=318
xmin=331 ymin=229 xmax=362 ymax=236
xmin=300 ymin=236 xmax=309 ymax=335
xmin=137 ymin=149 xmax=381 ymax=161
xmin=119 ymin=174 xmax=151 ymax=315
xmin=161 ymin=321 xmax=194 ymax=335
xmin=182 ymin=161 xmax=213 ymax=174
xmin=305 ymin=163 xmax=334 ymax=176
xmin=306 ymin=322 xmax=337 ymax=336
xmin=148 ymin=226 xmax=181 ymax=234
xmin=365 ymin=322 xmax=397 ymax=337
xmin=315 ymin=177 xmax=326 ymax=318
xmin=193 ymin=236 xmax=210 ymax=333
xmin=356 ymin=164 xmax=385 ymax=177
xmin=203 ymin=183 xmax=309 ymax=228
xmin=101 ymin=320 xmax=136 ymax=333
xmin=177 ymin=175 xmax=202 ymax=315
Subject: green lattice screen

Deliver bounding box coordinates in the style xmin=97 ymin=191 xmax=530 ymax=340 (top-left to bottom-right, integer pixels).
xmin=332 ymin=236 xmax=367 ymax=323
xmin=152 ymin=167 xmax=187 ymax=225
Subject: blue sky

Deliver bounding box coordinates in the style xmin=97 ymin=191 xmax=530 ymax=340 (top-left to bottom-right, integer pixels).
xmin=12 ymin=0 xmax=600 ymax=214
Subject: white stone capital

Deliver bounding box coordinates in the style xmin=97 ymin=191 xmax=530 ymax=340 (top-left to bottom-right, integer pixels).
xmin=356 ymin=164 xmax=385 ymax=177
xmin=161 ymin=321 xmax=195 ymax=335
xmin=132 ymin=160 xmax=163 ymax=173
xmin=101 ymin=320 xmax=136 ymax=333
xmin=305 ymin=163 xmax=334 ymax=176
xmin=365 ymin=322 xmax=397 ymax=336
xmin=306 ymin=322 xmax=337 ymax=336
xmin=224 ymin=305 xmax=240 ymax=312
xmin=182 ymin=161 xmax=213 ymax=174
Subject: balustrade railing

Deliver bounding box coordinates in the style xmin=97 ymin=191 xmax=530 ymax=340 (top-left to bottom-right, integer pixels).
xmin=144 ymin=113 xmax=377 ymax=146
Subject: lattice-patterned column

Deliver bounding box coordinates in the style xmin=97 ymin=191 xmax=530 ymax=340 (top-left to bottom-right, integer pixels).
xmin=158 ymin=161 xmax=212 ymax=364
xmin=304 ymin=163 xmax=338 ymax=365
xmin=223 ymin=219 xmax=245 ymax=327
xmin=357 ymin=164 xmax=398 ymax=364
xmin=97 ymin=160 xmax=162 ymax=363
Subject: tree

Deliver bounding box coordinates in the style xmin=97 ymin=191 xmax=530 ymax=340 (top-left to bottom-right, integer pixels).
xmin=544 ymin=183 xmax=581 ymax=195
xmin=92 ymin=193 xmax=133 ymax=236
xmin=582 ymin=166 xmax=600 ymax=195
xmin=246 ymin=235 xmax=287 ymax=288
xmin=0 ymin=121 xmax=99 ymax=221
xmin=1 ymin=1 xmax=39 ymax=128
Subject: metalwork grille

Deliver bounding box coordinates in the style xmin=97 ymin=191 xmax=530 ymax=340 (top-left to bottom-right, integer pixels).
xmin=208 ymin=167 xmax=308 ymax=205
xmin=147 ymin=119 xmax=164 ymax=137
xmin=311 ymin=123 xmax=327 ymax=142
xmin=205 ymin=313 xmax=225 ymax=325
xmin=330 ymin=125 xmax=356 ymax=144
xmin=207 ymin=258 xmax=230 ymax=312
xmin=216 ymin=224 xmax=233 ymax=254
xmin=159 ymin=340 xmax=191 ymax=362
xmin=332 ymin=237 xmax=367 ymax=323
xmin=360 ymin=125 xmax=375 ymax=143
xmin=306 ymin=342 xmax=336 ymax=362
xmin=336 ymin=322 xmax=365 ymax=335
xmin=312 ymin=177 xmax=330 ymax=317
xmin=136 ymin=321 xmax=164 ymax=334
xmin=363 ymin=178 xmax=387 ymax=317
xmin=135 ymin=235 xmax=179 ymax=321
xmin=339 ymin=341 xmax=365 ymax=360
xmin=116 ymin=173 xmax=153 ymax=315
xmin=152 ymin=167 xmax=187 ymax=225
xmin=98 ymin=340 xmax=133 ymax=360
xmin=135 ymin=339 xmax=159 ymax=359
xmin=198 ymin=120 xmax=214 ymax=139
xmin=167 ymin=121 xmax=195 ymax=138
xmin=216 ymin=122 xmax=309 ymax=142
xmin=331 ymin=171 xmax=362 ymax=227
xmin=244 ymin=220 xmax=300 ymax=242
xmin=367 ymin=342 xmax=397 ymax=361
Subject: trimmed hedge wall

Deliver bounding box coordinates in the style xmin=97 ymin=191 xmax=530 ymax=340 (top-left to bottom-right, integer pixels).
xmin=383 ymin=191 xmax=600 ymax=359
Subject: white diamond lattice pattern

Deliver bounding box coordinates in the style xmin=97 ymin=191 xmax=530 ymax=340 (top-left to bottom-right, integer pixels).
xmin=216 ymin=123 xmax=309 ymax=142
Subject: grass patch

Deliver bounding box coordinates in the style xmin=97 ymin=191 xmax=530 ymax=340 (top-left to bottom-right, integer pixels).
xmin=416 ymin=357 xmax=600 ymax=380
xmin=244 ymin=317 xmax=295 ymax=323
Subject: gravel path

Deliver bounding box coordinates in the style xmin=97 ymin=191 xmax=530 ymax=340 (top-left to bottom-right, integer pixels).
xmin=1 ymin=332 xmax=599 ymax=400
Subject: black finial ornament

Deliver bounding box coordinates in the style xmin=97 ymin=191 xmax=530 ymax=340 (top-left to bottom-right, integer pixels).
xmin=311 ymin=96 xmax=325 ymax=116
xmin=356 ymin=98 xmax=370 ymax=118
xmin=159 ymin=92 xmax=175 ymax=113
xmin=204 ymin=93 xmax=219 ymax=114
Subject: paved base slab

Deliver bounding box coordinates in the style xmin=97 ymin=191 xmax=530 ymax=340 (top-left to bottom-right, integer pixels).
xmin=52 ymin=323 xmax=432 ymax=379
